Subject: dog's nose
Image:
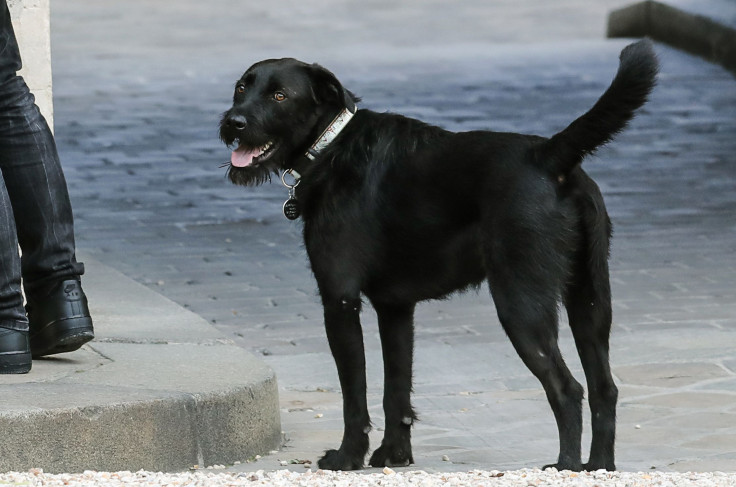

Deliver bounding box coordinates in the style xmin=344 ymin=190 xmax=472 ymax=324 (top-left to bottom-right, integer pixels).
xmin=226 ymin=114 xmax=247 ymax=130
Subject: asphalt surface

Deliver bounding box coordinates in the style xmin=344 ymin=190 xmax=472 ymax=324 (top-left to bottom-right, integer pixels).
xmin=21 ymin=0 xmax=736 ymax=474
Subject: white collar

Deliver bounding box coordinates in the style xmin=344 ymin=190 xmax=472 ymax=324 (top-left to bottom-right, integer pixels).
xmin=304 ymin=107 xmax=355 ymax=161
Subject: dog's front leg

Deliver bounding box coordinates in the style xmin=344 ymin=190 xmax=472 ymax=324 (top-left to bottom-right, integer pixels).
xmin=369 ymin=301 xmax=416 ymax=468
xmin=317 ymin=295 xmax=370 ymax=471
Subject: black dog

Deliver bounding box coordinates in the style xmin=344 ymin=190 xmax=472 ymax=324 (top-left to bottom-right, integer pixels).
xmin=220 ymin=41 xmax=658 ymax=471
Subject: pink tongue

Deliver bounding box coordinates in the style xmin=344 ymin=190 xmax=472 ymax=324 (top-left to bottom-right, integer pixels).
xmin=231 ymin=147 xmax=260 ymax=167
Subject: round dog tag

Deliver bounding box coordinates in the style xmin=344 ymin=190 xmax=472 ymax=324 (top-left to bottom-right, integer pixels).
xmin=283 ymin=198 xmax=301 ymax=220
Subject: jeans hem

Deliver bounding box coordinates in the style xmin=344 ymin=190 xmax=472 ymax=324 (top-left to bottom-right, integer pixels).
xmin=22 ymin=262 xmax=86 ymax=296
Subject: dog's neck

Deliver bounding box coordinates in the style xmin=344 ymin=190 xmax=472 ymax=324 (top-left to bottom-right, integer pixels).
xmin=289 ymin=102 xmax=357 ymax=179
xmin=304 ymin=107 xmax=355 ymax=162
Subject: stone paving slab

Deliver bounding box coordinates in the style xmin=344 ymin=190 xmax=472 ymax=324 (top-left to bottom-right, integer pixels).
xmin=0 ymin=255 xmax=281 ymax=473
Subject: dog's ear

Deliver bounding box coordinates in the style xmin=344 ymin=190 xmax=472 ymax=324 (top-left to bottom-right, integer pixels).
xmin=306 ymin=64 xmax=356 ymax=111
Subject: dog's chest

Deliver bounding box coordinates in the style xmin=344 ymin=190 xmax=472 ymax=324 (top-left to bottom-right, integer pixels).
xmin=304 ymin=204 xmax=486 ymax=302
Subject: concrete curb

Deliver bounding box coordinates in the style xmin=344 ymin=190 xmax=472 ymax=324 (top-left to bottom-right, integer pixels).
xmin=0 ymin=253 xmax=281 ymax=473
xmin=608 ymin=0 xmax=736 ymax=74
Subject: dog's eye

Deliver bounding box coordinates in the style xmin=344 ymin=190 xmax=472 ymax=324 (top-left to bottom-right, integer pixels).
xmin=273 ymin=91 xmax=286 ymax=102
xmin=236 ymin=84 xmax=245 ymax=94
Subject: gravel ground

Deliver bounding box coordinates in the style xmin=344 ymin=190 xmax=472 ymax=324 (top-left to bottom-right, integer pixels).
xmin=2 ymin=468 xmax=736 ymax=487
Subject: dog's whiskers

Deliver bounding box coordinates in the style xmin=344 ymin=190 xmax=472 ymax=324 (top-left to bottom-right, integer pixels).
xmin=219 ymin=161 xmax=231 ymax=168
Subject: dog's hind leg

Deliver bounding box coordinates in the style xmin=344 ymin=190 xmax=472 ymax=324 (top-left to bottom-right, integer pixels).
xmin=487 ymin=243 xmax=584 ymax=471
xmin=317 ymin=293 xmax=371 ymax=471
xmin=565 ymin=200 xmax=617 ymax=471
xmin=368 ymin=301 xmax=417 ymax=467
xmin=565 ymin=264 xmax=616 ymax=471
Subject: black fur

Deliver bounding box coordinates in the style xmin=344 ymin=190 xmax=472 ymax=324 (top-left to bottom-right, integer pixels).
xmin=220 ymin=40 xmax=658 ymax=471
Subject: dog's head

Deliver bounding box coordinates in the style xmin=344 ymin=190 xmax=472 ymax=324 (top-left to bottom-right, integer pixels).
xmin=220 ymin=58 xmax=356 ymax=186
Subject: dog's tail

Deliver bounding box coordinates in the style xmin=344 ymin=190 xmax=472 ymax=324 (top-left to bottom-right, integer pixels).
xmin=540 ymin=40 xmax=658 ymax=176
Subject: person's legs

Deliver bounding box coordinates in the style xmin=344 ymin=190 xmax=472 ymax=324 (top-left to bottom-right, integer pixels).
xmin=0 ymin=0 xmax=31 ymax=373
xmin=0 ymin=169 xmax=31 ymax=373
xmin=0 ymin=0 xmax=92 ymax=361
xmin=0 ymin=74 xmax=94 ymax=358
xmin=0 ymin=76 xmax=85 ymax=291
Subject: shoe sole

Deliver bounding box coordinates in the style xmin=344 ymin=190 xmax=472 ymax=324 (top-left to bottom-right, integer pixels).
xmin=31 ymin=316 xmax=95 ymax=358
xmin=0 ymin=350 xmax=32 ymax=374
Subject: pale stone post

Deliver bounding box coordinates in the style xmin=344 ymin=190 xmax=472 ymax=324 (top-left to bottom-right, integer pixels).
xmin=7 ymin=0 xmax=53 ymax=130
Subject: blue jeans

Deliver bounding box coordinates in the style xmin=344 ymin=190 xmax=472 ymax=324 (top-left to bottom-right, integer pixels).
xmin=0 ymin=1 xmax=84 ymax=332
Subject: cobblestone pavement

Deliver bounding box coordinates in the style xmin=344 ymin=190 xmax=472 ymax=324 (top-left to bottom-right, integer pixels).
xmin=50 ymin=0 xmax=735 ymax=474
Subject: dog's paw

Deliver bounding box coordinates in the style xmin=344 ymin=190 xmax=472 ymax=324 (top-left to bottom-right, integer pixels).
xmin=368 ymin=441 xmax=414 ymax=468
xmin=317 ymin=449 xmax=364 ymax=471
xmin=543 ymin=461 xmax=583 ymax=472
xmin=582 ymin=461 xmax=616 ymax=472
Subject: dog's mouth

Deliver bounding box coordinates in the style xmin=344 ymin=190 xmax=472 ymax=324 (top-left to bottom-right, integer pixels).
xmin=230 ymin=141 xmax=278 ymax=168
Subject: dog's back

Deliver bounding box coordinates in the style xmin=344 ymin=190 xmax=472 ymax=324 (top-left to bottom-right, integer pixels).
xmin=302 ymin=40 xmax=658 ymax=306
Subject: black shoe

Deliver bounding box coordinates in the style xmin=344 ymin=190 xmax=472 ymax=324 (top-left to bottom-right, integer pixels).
xmin=0 ymin=328 xmax=32 ymax=374
xmin=26 ymin=278 xmax=94 ymax=358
